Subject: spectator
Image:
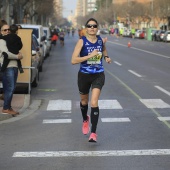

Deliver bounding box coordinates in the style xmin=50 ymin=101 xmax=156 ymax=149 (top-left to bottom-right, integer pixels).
xmin=0 ymin=20 xmax=23 ymax=116
xmin=1 ymin=24 xmax=24 ymax=73
xmin=0 ymin=20 xmax=7 ymax=101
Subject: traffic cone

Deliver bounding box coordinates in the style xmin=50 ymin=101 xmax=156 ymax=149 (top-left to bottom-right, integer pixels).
xmin=128 ymin=41 xmax=131 ymax=48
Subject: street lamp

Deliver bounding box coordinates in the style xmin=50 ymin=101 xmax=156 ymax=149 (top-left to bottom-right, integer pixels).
xmin=151 ymin=0 xmax=154 ymax=27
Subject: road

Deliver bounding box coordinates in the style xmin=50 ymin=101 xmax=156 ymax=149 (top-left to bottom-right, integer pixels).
xmin=0 ymin=33 xmax=170 ymax=170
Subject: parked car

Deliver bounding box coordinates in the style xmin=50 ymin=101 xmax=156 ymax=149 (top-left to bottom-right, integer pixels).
xmin=30 ymin=49 xmax=39 ymax=87
xmin=155 ymin=30 xmax=166 ymax=41
xmin=43 ymin=27 xmax=52 ymax=57
xmin=139 ymin=30 xmax=146 ymax=39
xmin=152 ymin=30 xmax=159 ymax=41
xmin=135 ymin=30 xmax=142 ymax=38
xmin=123 ymin=29 xmax=131 ymax=37
xmin=32 ymin=34 xmax=43 ymax=72
xmin=100 ymin=28 xmax=109 ymax=34
xmin=162 ymin=30 xmax=170 ymax=42
xmin=19 ymin=24 xmax=47 ymax=59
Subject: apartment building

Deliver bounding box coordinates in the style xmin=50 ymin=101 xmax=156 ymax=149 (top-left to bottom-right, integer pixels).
xmin=76 ymin=0 xmax=97 ymax=17
xmin=54 ymin=0 xmax=63 ymax=18
xmin=112 ymin=0 xmax=151 ymax=4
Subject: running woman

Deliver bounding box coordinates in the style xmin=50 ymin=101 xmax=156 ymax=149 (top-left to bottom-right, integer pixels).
xmin=71 ymin=18 xmax=111 ymax=142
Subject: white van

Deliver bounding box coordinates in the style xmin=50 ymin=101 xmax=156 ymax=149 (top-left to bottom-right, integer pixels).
xmin=19 ymin=24 xmax=46 ymax=59
xmin=43 ymin=27 xmax=51 ymax=56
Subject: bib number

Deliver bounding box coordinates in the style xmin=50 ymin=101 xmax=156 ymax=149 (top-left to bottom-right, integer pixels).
xmin=87 ymin=52 xmax=102 ymax=64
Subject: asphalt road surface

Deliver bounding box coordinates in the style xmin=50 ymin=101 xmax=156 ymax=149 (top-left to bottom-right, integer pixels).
xmin=0 ymin=33 xmax=170 ymax=170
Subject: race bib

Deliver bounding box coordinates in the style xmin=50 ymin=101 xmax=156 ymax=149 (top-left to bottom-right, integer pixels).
xmin=87 ymin=52 xmax=102 ymax=64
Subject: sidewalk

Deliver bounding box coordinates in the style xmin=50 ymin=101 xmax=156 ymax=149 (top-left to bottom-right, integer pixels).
xmin=0 ymin=94 xmax=30 ymax=121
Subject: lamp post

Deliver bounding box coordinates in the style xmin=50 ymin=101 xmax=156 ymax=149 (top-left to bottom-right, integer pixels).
xmin=151 ymin=0 xmax=154 ymax=27
xmin=106 ymin=0 xmax=107 ymax=11
xmin=127 ymin=0 xmax=130 ymax=29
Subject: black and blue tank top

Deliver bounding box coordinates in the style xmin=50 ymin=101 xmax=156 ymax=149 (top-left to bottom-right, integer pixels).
xmin=79 ymin=36 xmax=104 ymax=74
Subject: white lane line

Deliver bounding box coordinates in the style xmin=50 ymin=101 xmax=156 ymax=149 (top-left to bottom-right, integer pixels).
xmin=140 ymin=99 xmax=170 ymax=108
xmin=114 ymin=61 xmax=122 ymax=66
xmin=108 ymin=41 xmax=170 ymax=59
xmin=155 ymin=86 xmax=170 ymax=96
xmin=128 ymin=70 xmax=142 ymax=77
xmin=101 ymin=118 xmax=130 ymax=122
xmin=98 ymin=100 xmax=123 ymax=109
xmin=47 ymin=100 xmax=71 ymax=111
xmin=158 ymin=117 xmax=170 ymax=121
xmin=62 ymin=111 xmax=71 ymax=113
xmin=13 ymin=149 xmax=170 ymax=157
xmin=43 ymin=119 xmax=72 ymax=123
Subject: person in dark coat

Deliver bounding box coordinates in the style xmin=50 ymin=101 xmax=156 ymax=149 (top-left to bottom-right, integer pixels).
xmin=0 ymin=24 xmax=23 ymax=73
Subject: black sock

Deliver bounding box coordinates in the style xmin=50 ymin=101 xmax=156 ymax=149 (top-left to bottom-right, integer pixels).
xmin=80 ymin=102 xmax=88 ymax=121
xmin=91 ymin=107 xmax=99 ymax=133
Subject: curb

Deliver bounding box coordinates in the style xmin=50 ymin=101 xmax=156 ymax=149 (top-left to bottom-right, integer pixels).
xmin=0 ymin=94 xmax=30 ymax=122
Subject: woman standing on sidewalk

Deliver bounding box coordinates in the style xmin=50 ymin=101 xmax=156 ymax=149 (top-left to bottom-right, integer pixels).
xmin=71 ymin=18 xmax=111 ymax=142
xmin=0 ymin=20 xmax=23 ymax=116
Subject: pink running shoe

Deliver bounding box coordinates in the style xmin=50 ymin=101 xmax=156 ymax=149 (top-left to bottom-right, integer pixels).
xmin=82 ymin=115 xmax=90 ymax=135
xmin=89 ymin=133 xmax=97 ymax=142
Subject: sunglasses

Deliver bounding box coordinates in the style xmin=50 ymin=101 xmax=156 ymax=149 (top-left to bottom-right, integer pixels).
xmin=1 ymin=29 xmax=10 ymax=32
xmin=86 ymin=24 xmax=98 ymax=28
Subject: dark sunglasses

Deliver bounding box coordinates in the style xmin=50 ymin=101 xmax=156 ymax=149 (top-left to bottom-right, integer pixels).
xmin=2 ymin=29 xmax=10 ymax=32
xmin=86 ymin=24 xmax=98 ymax=28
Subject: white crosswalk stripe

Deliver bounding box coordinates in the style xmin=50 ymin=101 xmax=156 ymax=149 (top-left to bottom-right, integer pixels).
xmin=158 ymin=117 xmax=170 ymax=121
xmin=139 ymin=99 xmax=170 ymax=108
xmin=98 ymin=100 xmax=123 ymax=109
xmin=47 ymin=100 xmax=71 ymax=111
xmin=101 ymin=118 xmax=131 ymax=122
xmin=43 ymin=119 xmax=72 ymax=123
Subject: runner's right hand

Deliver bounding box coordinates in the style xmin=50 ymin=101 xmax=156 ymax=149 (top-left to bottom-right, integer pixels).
xmin=89 ymin=49 xmax=99 ymax=58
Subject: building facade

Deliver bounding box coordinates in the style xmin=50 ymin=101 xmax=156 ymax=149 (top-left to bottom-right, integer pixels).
xmin=112 ymin=0 xmax=151 ymax=4
xmin=76 ymin=0 xmax=97 ymax=17
xmin=54 ymin=0 xmax=63 ymax=18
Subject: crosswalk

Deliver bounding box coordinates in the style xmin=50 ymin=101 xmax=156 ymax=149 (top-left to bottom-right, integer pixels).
xmin=43 ymin=99 xmax=170 ymax=124
xmin=12 ymin=98 xmax=170 ymax=159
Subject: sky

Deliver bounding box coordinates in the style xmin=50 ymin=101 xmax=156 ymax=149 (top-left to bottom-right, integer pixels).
xmin=63 ymin=0 xmax=77 ymax=18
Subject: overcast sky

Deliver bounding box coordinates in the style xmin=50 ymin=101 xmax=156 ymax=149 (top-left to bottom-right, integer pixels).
xmin=63 ymin=0 xmax=77 ymax=18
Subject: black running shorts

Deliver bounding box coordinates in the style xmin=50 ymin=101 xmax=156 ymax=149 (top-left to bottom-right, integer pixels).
xmin=78 ymin=71 xmax=105 ymax=95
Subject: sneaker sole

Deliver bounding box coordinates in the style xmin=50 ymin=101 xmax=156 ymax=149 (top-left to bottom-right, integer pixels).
xmin=89 ymin=138 xmax=97 ymax=143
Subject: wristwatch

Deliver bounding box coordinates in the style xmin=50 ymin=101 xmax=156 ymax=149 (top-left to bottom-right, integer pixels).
xmin=104 ymin=56 xmax=109 ymax=59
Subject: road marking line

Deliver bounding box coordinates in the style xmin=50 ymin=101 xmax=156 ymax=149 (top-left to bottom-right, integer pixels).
xmin=38 ymin=89 xmax=57 ymax=92
xmin=62 ymin=111 xmax=71 ymax=113
xmin=43 ymin=119 xmax=72 ymax=123
xmin=140 ymin=99 xmax=170 ymax=108
xmin=105 ymin=69 xmax=170 ymax=129
xmin=98 ymin=100 xmax=123 ymax=109
xmin=114 ymin=61 xmax=122 ymax=66
xmin=158 ymin=117 xmax=170 ymax=121
xmin=108 ymin=41 xmax=170 ymax=59
xmin=47 ymin=100 xmax=71 ymax=111
xmin=128 ymin=70 xmax=142 ymax=77
xmin=13 ymin=149 xmax=170 ymax=157
xmin=155 ymin=86 xmax=170 ymax=96
xmin=101 ymin=118 xmax=130 ymax=122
